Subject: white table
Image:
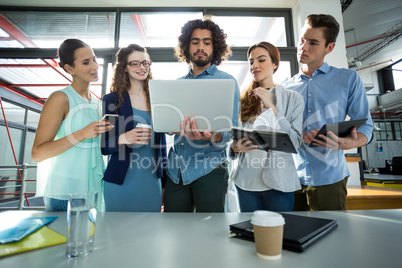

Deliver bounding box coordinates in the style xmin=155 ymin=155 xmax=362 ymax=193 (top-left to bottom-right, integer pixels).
xmin=1 ymin=210 xmax=402 ymax=268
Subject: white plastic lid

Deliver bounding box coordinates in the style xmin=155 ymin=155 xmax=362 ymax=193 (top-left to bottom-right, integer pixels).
xmin=136 ymin=123 xmax=151 ymax=129
xmin=251 ymin=210 xmax=285 ymax=227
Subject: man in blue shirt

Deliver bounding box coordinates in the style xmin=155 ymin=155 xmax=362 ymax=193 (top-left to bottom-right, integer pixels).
xmin=284 ymin=14 xmax=373 ymax=211
xmin=164 ymin=19 xmax=240 ymax=212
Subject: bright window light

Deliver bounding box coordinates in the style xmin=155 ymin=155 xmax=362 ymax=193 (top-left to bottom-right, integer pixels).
xmin=119 ymin=12 xmax=203 ymax=47
xmin=211 ymin=16 xmax=287 ymax=47
xmin=0 ymin=28 xmax=9 ymax=37
xmin=392 ymin=61 xmax=402 ymax=90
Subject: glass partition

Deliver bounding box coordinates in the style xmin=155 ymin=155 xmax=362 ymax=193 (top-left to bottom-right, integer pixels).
xmin=0 ymin=58 xmax=104 ymax=100
xmin=211 ymin=16 xmax=287 ymax=47
xmin=26 ymin=110 xmax=40 ymax=128
xmin=0 ymin=11 xmax=116 ymax=48
xmin=119 ymin=12 xmax=203 ymax=47
xmin=0 ymin=101 xmax=25 ymax=124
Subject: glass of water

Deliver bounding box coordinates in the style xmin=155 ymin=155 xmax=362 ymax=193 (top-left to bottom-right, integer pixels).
xmin=66 ymin=192 xmax=97 ymax=258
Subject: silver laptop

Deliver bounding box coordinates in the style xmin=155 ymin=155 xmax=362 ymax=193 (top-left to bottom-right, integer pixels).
xmin=149 ymin=79 xmax=235 ymax=133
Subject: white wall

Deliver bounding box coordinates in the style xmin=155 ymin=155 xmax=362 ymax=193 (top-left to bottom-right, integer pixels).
xmin=292 ymin=0 xmax=348 ymax=69
xmin=358 ymin=69 xmax=380 ymax=110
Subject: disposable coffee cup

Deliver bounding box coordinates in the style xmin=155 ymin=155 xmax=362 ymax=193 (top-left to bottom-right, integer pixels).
xmin=251 ymin=210 xmax=285 ymax=260
xmin=136 ymin=123 xmax=151 ymax=129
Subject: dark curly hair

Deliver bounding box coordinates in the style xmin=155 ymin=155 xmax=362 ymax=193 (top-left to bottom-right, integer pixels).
xmin=174 ymin=19 xmax=232 ymax=66
xmin=110 ymin=44 xmax=153 ymax=111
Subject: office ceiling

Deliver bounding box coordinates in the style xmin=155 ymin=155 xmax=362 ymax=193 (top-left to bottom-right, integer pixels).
xmin=342 ymin=0 xmax=402 ymax=71
xmin=342 ymin=0 xmax=402 ymax=117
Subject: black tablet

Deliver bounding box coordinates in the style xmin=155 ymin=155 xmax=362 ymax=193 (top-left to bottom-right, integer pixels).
xmin=230 ymin=127 xmax=297 ymax=154
xmin=310 ymin=118 xmax=367 ymax=146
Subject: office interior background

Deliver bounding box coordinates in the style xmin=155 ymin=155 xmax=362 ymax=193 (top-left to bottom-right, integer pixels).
xmin=0 ymin=0 xmax=401 ymax=205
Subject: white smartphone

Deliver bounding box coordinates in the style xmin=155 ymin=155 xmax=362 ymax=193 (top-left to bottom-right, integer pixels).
xmin=102 ymin=114 xmax=118 ymax=125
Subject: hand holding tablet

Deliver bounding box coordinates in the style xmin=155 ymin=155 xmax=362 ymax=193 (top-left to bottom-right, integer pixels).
xmin=309 ymin=118 xmax=368 ymax=147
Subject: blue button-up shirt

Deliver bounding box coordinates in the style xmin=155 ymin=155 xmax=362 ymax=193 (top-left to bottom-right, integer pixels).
xmin=284 ymin=62 xmax=373 ymax=186
xmin=167 ymin=64 xmax=240 ymax=185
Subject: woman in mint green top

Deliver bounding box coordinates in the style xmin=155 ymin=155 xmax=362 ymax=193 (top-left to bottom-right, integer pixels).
xmin=32 ymin=39 xmax=113 ymax=211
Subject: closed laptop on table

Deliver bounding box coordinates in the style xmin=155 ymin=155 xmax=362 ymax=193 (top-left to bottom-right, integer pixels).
xmin=229 ymin=213 xmax=338 ymax=253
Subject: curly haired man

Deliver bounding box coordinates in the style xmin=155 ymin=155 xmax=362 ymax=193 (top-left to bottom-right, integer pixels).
xmin=164 ymin=19 xmax=240 ymax=212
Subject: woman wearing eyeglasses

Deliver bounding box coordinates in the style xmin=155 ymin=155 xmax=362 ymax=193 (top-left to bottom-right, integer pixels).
xmin=101 ymin=44 xmax=167 ymax=212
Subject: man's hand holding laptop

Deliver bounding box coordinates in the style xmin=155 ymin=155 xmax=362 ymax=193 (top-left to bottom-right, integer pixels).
xmin=169 ymin=116 xmax=222 ymax=142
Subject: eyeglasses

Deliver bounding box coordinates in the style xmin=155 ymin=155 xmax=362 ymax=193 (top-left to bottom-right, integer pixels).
xmin=127 ymin=60 xmax=152 ymax=68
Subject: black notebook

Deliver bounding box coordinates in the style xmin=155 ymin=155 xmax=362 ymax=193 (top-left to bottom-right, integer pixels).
xmin=229 ymin=213 xmax=338 ymax=253
xmin=230 ymin=126 xmax=297 ymax=154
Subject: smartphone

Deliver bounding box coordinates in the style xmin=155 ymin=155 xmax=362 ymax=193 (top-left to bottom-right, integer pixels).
xmin=102 ymin=114 xmax=118 ymax=125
